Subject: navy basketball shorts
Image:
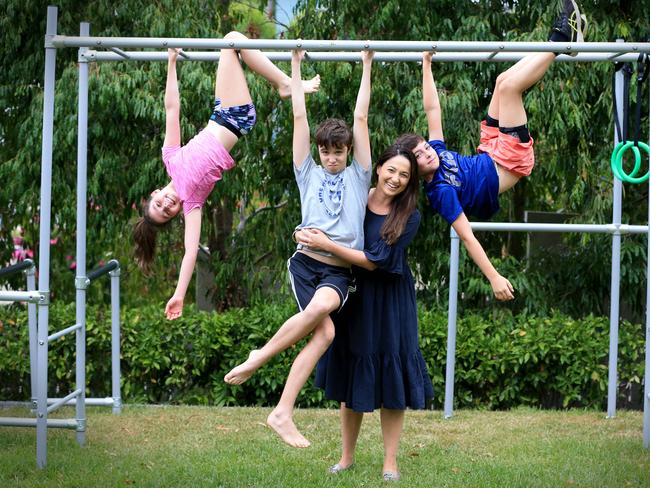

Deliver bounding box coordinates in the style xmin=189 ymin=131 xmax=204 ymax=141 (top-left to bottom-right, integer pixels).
xmin=287 ymin=252 xmax=354 ymax=313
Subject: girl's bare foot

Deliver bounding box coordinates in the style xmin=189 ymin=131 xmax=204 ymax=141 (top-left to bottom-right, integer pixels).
xmin=224 ymin=350 xmax=261 ymax=385
xmin=278 ymin=75 xmax=321 ymax=99
xmin=267 ymin=408 xmax=311 ymax=448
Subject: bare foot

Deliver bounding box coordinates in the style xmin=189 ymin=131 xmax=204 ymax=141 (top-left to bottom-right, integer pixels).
xmin=303 ymin=74 xmax=321 ymax=94
xmin=278 ymin=75 xmax=321 ymax=99
xmin=224 ymin=350 xmax=261 ymax=385
xmin=267 ymin=408 xmax=311 ymax=448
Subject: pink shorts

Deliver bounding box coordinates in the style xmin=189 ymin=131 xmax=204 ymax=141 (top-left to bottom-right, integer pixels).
xmin=476 ymin=121 xmax=535 ymax=177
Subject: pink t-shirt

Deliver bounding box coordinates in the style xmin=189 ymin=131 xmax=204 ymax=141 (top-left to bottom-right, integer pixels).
xmin=162 ymin=128 xmax=235 ymax=215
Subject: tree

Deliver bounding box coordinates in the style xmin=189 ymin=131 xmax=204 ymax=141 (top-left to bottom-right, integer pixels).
xmin=1 ymin=0 xmax=649 ymax=317
xmin=288 ymin=0 xmax=650 ymax=317
xmin=1 ymin=0 xmax=298 ymax=308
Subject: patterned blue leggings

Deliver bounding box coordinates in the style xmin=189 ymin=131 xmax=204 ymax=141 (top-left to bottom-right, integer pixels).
xmin=210 ymin=99 xmax=257 ymax=138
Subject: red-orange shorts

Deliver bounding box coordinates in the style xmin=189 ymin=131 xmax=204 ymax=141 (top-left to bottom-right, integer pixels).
xmin=476 ymin=121 xmax=535 ymax=177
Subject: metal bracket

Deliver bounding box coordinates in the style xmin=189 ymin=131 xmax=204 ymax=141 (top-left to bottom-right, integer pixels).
xmin=76 ymin=418 xmax=87 ymax=432
xmin=81 ymin=50 xmax=97 ymax=62
xmin=44 ymin=34 xmax=55 ymax=49
xmin=109 ymin=267 xmax=121 ymax=278
xmin=112 ymin=397 xmax=122 ymax=412
xmin=75 ymin=276 xmax=90 ymax=290
xmin=38 ymin=291 xmax=50 ymax=305
xmin=78 ymin=49 xmax=89 ymax=64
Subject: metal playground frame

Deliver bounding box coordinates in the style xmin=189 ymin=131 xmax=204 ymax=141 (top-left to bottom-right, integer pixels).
xmin=1 ymin=4 xmax=649 ymax=468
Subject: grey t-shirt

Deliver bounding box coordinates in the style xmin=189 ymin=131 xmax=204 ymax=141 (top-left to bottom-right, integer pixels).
xmin=294 ymin=154 xmax=372 ymax=257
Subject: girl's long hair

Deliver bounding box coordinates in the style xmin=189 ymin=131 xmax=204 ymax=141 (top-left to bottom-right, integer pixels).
xmin=376 ymin=144 xmax=420 ymax=245
xmin=132 ymin=198 xmax=170 ymax=272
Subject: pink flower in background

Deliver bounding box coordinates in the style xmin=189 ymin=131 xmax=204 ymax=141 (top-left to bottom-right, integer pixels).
xmin=10 ymin=226 xmax=33 ymax=263
xmin=12 ymin=249 xmax=27 ymax=261
xmin=50 ymin=238 xmax=58 ymax=245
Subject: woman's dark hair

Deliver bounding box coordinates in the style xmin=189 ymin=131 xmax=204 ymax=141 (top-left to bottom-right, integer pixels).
xmin=132 ymin=197 xmax=170 ymax=271
xmin=394 ymin=133 xmax=426 ymax=152
xmin=376 ymin=144 xmax=420 ymax=246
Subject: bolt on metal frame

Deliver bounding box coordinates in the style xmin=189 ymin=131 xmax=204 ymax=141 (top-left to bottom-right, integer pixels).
xmin=11 ymin=3 xmax=650 ymax=468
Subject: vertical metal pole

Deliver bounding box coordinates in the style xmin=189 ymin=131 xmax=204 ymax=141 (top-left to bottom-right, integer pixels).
xmin=26 ymin=265 xmax=37 ymax=406
xmin=109 ymin=266 xmax=122 ymax=414
xmin=74 ymin=21 xmax=90 ymax=446
xmin=637 ymin=74 xmax=650 ymax=449
xmin=36 ymin=4 xmax=58 ymax=469
xmin=645 ymin=278 xmax=650 ymax=447
xmin=607 ymin=47 xmax=625 ymax=418
xmin=444 ymin=228 xmax=460 ymax=419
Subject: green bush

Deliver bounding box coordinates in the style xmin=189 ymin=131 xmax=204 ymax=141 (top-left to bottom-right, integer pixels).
xmin=0 ymin=302 xmax=645 ymax=410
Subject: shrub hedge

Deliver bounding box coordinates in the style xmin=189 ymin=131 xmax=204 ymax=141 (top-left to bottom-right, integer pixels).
xmin=0 ymin=302 xmax=645 ymax=410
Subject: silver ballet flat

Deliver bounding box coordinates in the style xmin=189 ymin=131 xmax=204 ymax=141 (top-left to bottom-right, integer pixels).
xmin=328 ymin=463 xmax=354 ymax=474
xmin=382 ymin=471 xmax=401 ymax=482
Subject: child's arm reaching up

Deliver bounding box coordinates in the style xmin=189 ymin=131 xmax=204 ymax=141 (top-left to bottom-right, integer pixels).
xmin=451 ymin=212 xmax=515 ymax=301
xmin=164 ymin=210 xmax=201 ymax=319
xmin=422 ymin=52 xmax=444 ymax=142
xmin=291 ymin=50 xmax=311 ymax=168
xmin=353 ymin=50 xmax=374 ymax=171
xmin=161 ymin=47 xmax=199 ymax=320
xmin=163 ymin=49 xmax=181 ymax=148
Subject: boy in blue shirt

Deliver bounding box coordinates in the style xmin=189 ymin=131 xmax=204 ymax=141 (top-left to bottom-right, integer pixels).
xmin=398 ymin=0 xmax=586 ymax=301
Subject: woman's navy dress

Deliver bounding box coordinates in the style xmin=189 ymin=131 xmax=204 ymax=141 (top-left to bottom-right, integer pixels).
xmin=315 ymin=208 xmax=434 ymax=412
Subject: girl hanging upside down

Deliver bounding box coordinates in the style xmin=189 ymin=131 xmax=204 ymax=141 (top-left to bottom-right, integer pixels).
xmin=133 ymin=32 xmax=320 ymax=319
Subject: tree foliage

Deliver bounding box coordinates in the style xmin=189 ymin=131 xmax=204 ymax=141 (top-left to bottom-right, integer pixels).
xmin=1 ymin=1 xmax=649 ymax=316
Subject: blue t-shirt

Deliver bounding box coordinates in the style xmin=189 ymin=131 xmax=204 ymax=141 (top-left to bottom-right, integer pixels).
xmin=423 ymin=140 xmax=499 ymax=224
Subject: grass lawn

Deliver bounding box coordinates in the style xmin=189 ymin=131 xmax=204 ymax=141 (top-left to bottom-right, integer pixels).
xmin=1 ymin=405 xmax=648 ymax=487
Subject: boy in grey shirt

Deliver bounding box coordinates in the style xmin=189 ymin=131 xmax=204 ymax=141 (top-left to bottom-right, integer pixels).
xmin=225 ymin=49 xmax=374 ymax=448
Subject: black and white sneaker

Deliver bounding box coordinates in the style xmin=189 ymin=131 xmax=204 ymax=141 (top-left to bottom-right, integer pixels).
xmin=549 ymin=0 xmax=587 ymax=45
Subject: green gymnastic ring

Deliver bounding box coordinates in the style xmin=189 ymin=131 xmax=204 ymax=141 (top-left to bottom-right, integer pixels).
xmin=610 ymin=141 xmax=641 ymax=181
xmin=611 ymin=140 xmax=650 ymax=184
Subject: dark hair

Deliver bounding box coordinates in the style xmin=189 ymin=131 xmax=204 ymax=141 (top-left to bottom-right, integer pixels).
xmin=132 ymin=197 xmax=170 ymax=271
xmin=394 ymin=133 xmax=426 ymax=152
xmin=376 ymin=144 xmax=420 ymax=246
xmin=315 ymin=118 xmax=353 ymax=148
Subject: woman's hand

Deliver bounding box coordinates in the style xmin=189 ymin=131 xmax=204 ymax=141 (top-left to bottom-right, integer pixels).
xmin=296 ymin=228 xmax=331 ymax=252
xmin=165 ymin=294 xmax=184 ymax=320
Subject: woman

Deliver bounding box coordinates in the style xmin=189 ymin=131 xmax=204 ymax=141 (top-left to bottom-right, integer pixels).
xmin=297 ymin=143 xmax=434 ymax=482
